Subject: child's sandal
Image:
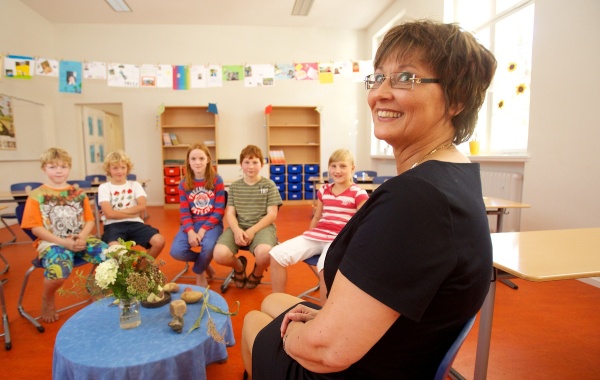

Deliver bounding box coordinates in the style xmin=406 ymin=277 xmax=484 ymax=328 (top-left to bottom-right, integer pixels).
xmin=233 ymin=256 xmax=247 ymax=288
xmin=246 ymin=267 xmax=263 ymax=289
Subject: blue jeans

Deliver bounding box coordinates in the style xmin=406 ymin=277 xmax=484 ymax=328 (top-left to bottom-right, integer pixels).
xmin=170 ymin=223 xmax=223 ymax=274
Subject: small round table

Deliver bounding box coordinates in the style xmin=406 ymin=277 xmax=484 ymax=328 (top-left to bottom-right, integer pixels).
xmin=52 ymin=285 xmax=235 ymax=379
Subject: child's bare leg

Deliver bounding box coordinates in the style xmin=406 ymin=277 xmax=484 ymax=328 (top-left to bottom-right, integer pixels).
xmin=206 ymin=265 xmax=216 ymax=281
xmin=269 ymin=257 xmax=287 ymax=293
xmin=42 ymin=278 xmax=66 ymax=323
xmin=195 ymin=271 xmax=208 ymax=288
xmin=147 ymin=234 xmax=165 ymax=258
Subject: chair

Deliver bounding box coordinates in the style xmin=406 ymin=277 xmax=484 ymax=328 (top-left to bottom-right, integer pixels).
xmin=433 ymin=314 xmax=477 ymax=380
xmin=297 ymin=254 xmax=320 ymax=302
xmin=353 ymin=170 xmax=377 ymax=183
xmin=373 ymin=176 xmax=393 ymax=184
xmin=85 ymin=174 xmax=107 ymax=184
xmin=67 ymin=180 xmax=92 ymax=189
xmin=15 ymin=203 xmax=95 ymax=333
xmin=0 ymin=275 xmax=11 ymax=350
xmin=0 ymin=182 xmax=43 ymax=248
xmin=127 ymin=174 xmax=137 ymax=180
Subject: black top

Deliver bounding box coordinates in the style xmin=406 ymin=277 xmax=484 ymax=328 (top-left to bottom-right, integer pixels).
xmin=253 ymin=161 xmax=492 ymax=380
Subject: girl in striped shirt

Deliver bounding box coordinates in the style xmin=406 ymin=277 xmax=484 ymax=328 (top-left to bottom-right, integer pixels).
xmin=269 ymin=149 xmax=368 ymax=303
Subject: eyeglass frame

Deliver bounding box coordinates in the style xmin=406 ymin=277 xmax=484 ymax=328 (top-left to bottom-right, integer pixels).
xmin=364 ymin=72 xmax=440 ymax=90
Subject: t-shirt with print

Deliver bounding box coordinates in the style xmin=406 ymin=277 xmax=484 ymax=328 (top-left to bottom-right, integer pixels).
xmin=98 ymin=180 xmax=146 ymax=225
xmin=21 ymin=184 xmax=95 ymax=252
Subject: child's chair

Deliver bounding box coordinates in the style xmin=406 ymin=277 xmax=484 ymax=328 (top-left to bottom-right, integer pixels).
xmin=85 ymin=174 xmax=107 ymax=184
xmin=0 ymin=182 xmax=43 ymax=248
xmin=15 ymin=203 xmax=95 ymax=333
xmin=297 ymin=254 xmax=321 ymax=302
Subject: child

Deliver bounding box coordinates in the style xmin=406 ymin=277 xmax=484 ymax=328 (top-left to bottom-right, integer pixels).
xmin=213 ymin=145 xmax=282 ymax=289
xmin=170 ymin=144 xmax=226 ymax=287
xmin=21 ymin=147 xmax=108 ymax=323
xmin=98 ymin=150 xmax=165 ymax=258
xmin=269 ymin=149 xmax=368 ymax=302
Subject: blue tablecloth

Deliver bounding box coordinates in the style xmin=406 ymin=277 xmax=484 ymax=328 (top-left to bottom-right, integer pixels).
xmin=52 ymin=285 xmax=235 ymax=380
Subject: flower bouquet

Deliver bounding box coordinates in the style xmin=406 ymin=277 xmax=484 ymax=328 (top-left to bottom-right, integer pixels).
xmin=94 ymin=239 xmax=166 ymax=302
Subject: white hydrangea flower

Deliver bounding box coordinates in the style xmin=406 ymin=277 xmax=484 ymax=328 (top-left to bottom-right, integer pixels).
xmin=104 ymin=244 xmax=127 ymax=257
xmin=95 ymin=259 xmax=119 ymax=289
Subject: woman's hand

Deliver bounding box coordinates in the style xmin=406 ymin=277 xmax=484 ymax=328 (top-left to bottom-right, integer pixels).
xmin=280 ymin=304 xmax=319 ymax=337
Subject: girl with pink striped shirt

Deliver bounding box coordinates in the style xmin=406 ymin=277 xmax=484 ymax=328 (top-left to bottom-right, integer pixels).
xmin=269 ymin=149 xmax=369 ymax=303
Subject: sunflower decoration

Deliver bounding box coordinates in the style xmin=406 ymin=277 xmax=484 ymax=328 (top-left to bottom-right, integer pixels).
xmin=498 ymin=100 xmax=505 ymax=109
xmin=516 ymin=84 xmax=527 ymax=95
xmin=508 ymin=62 xmax=517 ymax=72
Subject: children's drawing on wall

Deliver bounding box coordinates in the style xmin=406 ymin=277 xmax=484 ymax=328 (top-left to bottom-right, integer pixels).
xmin=274 ymin=63 xmax=295 ymax=80
xmin=172 ymin=65 xmax=190 ymax=90
xmin=35 ymin=58 xmax=59 ymax=77
xmin=207 ymin=64 xmax=223 ymax=87
xmin=4 ymin=55 xmax=34 ymax=79
xmin=0 ymin=94 xmax=16 ymax=150
xmin=244 ymin=64 xmax=275 ymax=87
xmin=190 ymin=64 xmax=207 ymax=88
xmin=318 ymin=62 xmax=334 ymax=84
xmin=223 ymin=65 xmax=244 ymax=82
xmin=59 ymin=60 xmax=83 ymax=93
xmin=156 ymin=64 xmax=173 ymax=88
xmin=294 ymin=62 xmax=318 ymax=81
xmin=83 ymin=61 xmax=107 ymax=79
xmin=107 ymin=63 xmax=140 ymax=88
xmin=140 ymin=64 xmax=158 ymax=88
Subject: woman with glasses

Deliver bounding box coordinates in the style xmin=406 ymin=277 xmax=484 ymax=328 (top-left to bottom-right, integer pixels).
xmin=242 ymin=20 xmax=496 ymax=379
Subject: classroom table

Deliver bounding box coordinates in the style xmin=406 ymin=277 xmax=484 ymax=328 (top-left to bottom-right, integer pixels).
xmin=52 ymin=285 xmax=235 ymax=380
xmin=473 ymin=228 xmax=600 ymax=379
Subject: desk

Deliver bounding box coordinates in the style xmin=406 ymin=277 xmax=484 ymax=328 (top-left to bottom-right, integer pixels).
xmin=474 ymin=228 xmax=600 ymax=379
xmin=53 ymin=285 xmax=235 ymax=380
xmin=483 ymin=196 xmax=530 ymax=233
xmin=0 ymin=187 xmax=102 ymax=238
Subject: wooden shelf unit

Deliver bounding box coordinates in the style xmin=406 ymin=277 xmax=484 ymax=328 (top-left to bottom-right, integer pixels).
xmin=267 ymin=106 xmax=321 ymax=202
xmin=161 ymin=106 xmax=218 ymax=205
xmin=267 ymin=106 xmax=320 ymax=165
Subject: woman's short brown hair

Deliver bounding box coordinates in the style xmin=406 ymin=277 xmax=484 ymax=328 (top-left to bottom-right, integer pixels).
xmin=374 ymin=19 xmax=497 ymax=144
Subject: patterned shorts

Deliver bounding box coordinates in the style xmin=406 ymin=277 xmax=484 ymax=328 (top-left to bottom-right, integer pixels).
xmin=39 ymin=237 xmax=108 ymax=279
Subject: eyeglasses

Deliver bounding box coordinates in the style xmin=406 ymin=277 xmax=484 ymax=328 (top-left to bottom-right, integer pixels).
xmin=364 ymin=72 xmax=439 ymax=90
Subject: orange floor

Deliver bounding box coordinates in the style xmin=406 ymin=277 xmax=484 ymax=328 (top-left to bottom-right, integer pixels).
xmin=1 ymin=205 xmax=599 ymax=379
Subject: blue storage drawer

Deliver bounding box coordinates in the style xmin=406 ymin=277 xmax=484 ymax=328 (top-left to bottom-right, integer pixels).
xmin=305 ymin=182 xmax=314 ymax=191
xmin=288 ymin=183 xmax=303 ymax=192
xmin=288 ymin=191 xmax=303 ymax=200
xmin=287 ymin=174 xmax=302 ymax=183
xmin=287 ymin=164 xmax=302 ymax=174
xmin=279 ymin=191 xmax=286 ymax=200
xmin=270 ymin=165 xmax=285 ymax=174
xmin=270 ymin=174 xmax=285 ymax=184
xmin=304 ymin=164 xmax=319 ymax=174
xmin=304 ymin=191 xmax=315 ymax=200
xmin=276 ymin=183 xmax=286 ymax=192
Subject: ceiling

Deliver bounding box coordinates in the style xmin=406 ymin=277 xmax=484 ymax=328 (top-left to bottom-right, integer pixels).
xmin=19 ymin=0 xmax=394 ymax=30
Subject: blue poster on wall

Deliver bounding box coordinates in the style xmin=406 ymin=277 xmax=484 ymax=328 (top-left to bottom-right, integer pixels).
xmin=59 ymin=60 xmax=83 ymax=94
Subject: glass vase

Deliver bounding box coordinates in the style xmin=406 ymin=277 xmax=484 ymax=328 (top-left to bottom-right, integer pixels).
xmin=118 ymin=298 xmax=141 ymax=329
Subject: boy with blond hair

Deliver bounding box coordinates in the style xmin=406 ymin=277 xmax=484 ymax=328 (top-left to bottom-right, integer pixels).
xmin=98 ymin=150 xmax=164 ymax=258
xmin=213 ymin=145 xmax=282 ymax=289
xmin=21 ymin=148 xmax=108 ymax=323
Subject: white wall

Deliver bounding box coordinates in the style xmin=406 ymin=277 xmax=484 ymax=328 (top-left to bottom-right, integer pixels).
xmin=2 ymin=0 xmax=600 ymax=235
xmin=521 ymin=0 xmax=600 ymax=230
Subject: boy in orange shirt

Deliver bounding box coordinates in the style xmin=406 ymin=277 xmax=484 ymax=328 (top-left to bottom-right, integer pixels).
xmin=21 ymin=148 xmax=107 ymax=323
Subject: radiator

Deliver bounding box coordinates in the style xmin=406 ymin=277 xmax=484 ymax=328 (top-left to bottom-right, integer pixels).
xmin=480 ymin=170 xmax=524 ymax=232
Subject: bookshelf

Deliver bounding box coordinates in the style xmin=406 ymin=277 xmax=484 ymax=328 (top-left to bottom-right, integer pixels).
xmin=161 ymin=106 xmax=217 ymax=205
xmin=267 ymin=106 xmax=320 ymax=203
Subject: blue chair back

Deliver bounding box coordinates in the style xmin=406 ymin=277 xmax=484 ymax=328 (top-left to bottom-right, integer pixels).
xmin=67 ymin=180 xmax=92 ymax=189
xmin=15 ymin=203 xmax=38 ymax=242
xmin=85 ymin=174 xmax=107 ymax=183
xmin=433 ymin=315 xmax=477 ymax=380
xmin=127 ymin=174 xmax=137 ymax=180
xmin=11 ymin=182 xmax=43 ymax=193
xmin=373 ymin=176 xmax=393 ymax=184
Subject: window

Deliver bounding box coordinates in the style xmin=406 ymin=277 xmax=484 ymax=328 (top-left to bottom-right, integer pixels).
xmin=370 ymin=0 xmax=534 ymax=156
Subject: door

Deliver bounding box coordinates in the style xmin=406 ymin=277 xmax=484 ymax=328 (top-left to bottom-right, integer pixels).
xmin=82 ymin=107 xmax=107 ymax=175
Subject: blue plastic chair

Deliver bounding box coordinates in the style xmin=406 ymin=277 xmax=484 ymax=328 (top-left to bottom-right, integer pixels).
xmin=297 ymin=254 xmax=321 ymax=302
xmin=433 ymin=314 xmax=477 ymax=380
xmin=373 ymin=176 xmax=393 ymax=184
xmin=0 ymin=182 xmax=43 ymax=248
xmin=15 ymin=203 xmax=95 ymax=333
xmin=127 ymin=174 xmax=137 ymax=180
xmin=85 ymin=174 xmax=107 ymax=183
